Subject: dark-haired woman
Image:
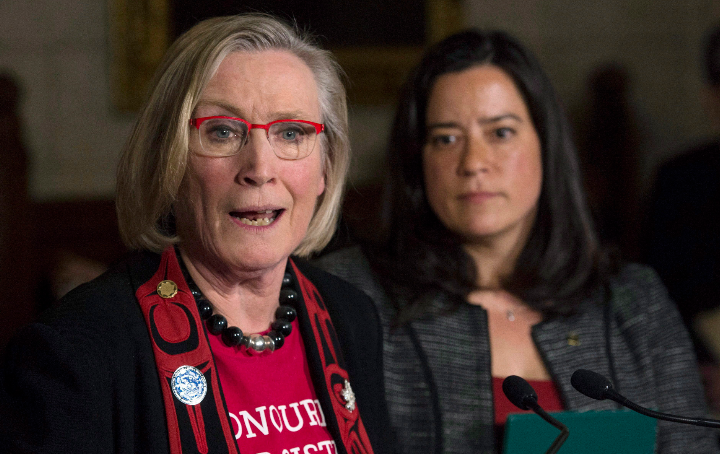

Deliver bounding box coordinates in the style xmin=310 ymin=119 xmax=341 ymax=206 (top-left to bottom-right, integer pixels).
xmin=317 ymin=30 xmax=716 ymax=453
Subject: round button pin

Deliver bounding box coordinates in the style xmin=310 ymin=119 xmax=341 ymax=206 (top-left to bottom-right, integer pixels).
xmin=157 ymin=280 xmax=178 ymax=298
xmin=171 ymin=365 xmax=207 ymax=405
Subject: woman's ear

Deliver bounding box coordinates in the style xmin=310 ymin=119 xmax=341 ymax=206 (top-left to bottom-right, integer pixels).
xmin=318 ymin=172 xmax=326 ymax=196
xmin=318 ymin=146 xmax=328 ymax=196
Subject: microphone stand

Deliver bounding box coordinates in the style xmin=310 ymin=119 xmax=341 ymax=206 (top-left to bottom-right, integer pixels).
xmin=503 ymin=375 xmax=570 ymax=454
xmin=571 ymin=369 xmax=720 ymax=429
xmin=523 ymin=399 xmax=570 ymax=454
xmin=604 ymin=388 xmax=720 ymax=429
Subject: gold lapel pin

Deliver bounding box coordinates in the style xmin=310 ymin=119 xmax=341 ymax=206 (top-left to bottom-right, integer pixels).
xmin=157 ymin=280 xmax=178 ymax=299
xmin=567 ymin=331 xmax=581 ymax=346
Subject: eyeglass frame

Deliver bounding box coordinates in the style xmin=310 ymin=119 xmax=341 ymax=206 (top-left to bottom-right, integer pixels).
xmin=189 ymin=115 xmax=325 ymax=159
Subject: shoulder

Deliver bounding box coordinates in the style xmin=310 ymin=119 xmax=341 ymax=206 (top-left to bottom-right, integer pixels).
xmin=312 ymin=246 xmax=388 ymax=305
xmin=292 ymin=255 xmax=382 ymax=339
xmin=294 ymin=251 xmax=369 ymax=300
xmin=0 ymin=251 xmax=168 ymax=452
xmin=609 ymin=262 xmax=664 ymax=295
xmin=605 ymin=263 xmax=680 ymax=327
xmin=5 ymin=250 xmax=162 ymax=367
xmin=36 ymin=250 xmax=159 ymax=332
xmin=313 ymin=246 xmax=373 ymax=282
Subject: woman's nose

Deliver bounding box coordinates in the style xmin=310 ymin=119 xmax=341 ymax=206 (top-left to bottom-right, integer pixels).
xmin=458 ymin=136 xmax=492 ymax=175
xmin=237 ymin=129 xmax=276 ymax=186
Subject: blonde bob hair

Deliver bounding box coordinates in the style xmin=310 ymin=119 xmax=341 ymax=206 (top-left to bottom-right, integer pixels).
xmin=116 ymin=14 xmax=349 ymax=257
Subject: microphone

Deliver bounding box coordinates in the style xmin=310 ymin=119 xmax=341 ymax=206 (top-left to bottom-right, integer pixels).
xmin=571 ymin=369 xmax=720 ymax=428
xmin=502 ymin=375 xmax=570 ymax=454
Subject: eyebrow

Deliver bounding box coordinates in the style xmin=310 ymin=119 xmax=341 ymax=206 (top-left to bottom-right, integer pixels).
xmin=426 ymin=113 xmax=524 ymax=130
xmin=194 ymin=99 xmax=311 ymax=122
xmin=480 ymin=113 xmax=523 ymax=124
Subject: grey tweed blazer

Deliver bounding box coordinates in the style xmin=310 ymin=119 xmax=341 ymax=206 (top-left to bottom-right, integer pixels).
xmin=315 ymin=246 xmax=719 ymax=454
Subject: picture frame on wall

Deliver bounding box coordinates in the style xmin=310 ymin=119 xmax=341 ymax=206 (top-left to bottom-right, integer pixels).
xmin=109 ymin=0 xmax=463 ymax=110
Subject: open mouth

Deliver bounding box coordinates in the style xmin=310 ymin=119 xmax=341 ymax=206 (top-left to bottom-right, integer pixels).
xmin=230 ymin=209 xmax=283 ymax=226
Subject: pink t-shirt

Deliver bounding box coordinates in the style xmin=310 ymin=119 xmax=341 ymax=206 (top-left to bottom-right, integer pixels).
xmin=208 ymin=319 xmax=336 ymax=454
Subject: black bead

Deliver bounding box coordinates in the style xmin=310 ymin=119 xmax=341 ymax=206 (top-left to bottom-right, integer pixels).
xmin=271 ymin=319 xmax=292 ymax=337
xmin=279 ymin=288 xmax=298 ymax=306
xmin=267 ymin=330 xmax=284 ymax=349
xmin=240 ymin=335 xmax=250 ymax=348
xmin=197 ymin=300 xmax=213 ymax=319
xmin=207 ymin=314 xmax=227 ymax=335
xmin=275 ymin=305 xmax=297 ymax=323
xmin=222 ymin=326 xmax=244 ymax=347
xmin=186 ymin=271 xmax=293 ymax=352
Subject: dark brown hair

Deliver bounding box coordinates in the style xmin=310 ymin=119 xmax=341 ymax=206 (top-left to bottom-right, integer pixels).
xmin=368 ymin=30 xmax=611 ymax=324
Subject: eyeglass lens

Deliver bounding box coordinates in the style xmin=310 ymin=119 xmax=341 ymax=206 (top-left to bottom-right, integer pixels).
xmin=195 ymin=118 xmax=318 ymax=160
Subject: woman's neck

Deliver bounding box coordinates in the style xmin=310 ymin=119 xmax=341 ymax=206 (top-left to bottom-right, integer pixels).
xmin=464 ymin=245 xmax=512 ymax=288
xmin=463 ymin=219 xmax=533 ymax=288
xmin=178 ymin=247 xmax=286 ymax=334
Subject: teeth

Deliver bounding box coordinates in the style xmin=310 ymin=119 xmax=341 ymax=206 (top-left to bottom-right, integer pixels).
xmin=240 ymin=217 xmax=275 ymax=226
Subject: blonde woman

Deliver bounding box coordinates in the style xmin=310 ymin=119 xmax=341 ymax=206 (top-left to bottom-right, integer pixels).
xmin=0 ymin=14 xmax=391 ymax=454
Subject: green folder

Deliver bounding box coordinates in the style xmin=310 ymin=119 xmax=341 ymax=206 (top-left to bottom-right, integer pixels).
xmin=503 ymin=409 xmax=657 ymax=454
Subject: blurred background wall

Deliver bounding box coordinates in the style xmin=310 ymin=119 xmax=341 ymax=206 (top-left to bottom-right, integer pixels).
xmin=0 ymin=1 xmax=134 ymax=200
xmin=1 ymin=0 xmax=720 ymax=347
xmin=1 ymin=0 xmax=717 ymax=199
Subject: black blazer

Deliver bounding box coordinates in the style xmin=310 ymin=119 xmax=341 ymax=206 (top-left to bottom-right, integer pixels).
xmin=0 ymin=250 xmax=393 ymax=453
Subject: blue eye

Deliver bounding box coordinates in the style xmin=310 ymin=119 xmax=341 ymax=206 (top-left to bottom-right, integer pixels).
xmin=282 ymin=130 xmax=298 ymax=141
xmin=273 ymin=123 xmax=308 ymax=143
xmin=202 ymin=120 xmax=244 ymax=142
xmin=213 ymin=127 xmax=232 ymax=139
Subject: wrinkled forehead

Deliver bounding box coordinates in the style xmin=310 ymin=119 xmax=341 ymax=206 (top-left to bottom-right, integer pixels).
xmin=195 ymin=50 xmax=322 ymax=123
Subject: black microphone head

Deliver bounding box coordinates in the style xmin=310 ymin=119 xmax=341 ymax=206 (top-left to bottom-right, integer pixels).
xmin=502 ymin=375 xmax=538 ymax=410
xmin=571 ymin=369 xmax=614 ymax=400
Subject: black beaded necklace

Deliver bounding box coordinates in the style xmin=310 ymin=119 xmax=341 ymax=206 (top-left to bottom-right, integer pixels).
xmin=179 ymin=255 xmax=299 ymax=354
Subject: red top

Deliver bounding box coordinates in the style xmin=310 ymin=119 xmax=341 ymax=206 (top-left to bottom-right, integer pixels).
xmin=493 ymin=376 xmax=564 ymax=426
xmin=209 ymin=319 xmax=337 ymax=454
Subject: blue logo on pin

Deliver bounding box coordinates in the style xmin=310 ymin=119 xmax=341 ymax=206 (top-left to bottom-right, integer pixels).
xmin=171 ymin=365 xmax=207 ymax=405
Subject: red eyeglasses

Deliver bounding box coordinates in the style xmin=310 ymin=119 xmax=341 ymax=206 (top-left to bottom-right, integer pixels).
xmin=189 ymin=116 xmax=325 ymax=160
